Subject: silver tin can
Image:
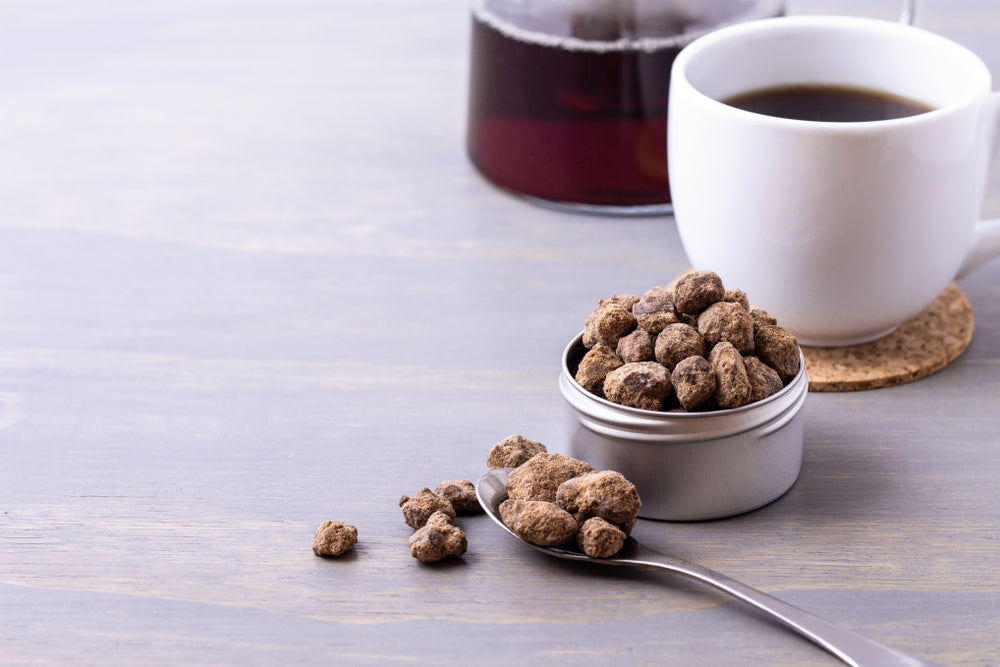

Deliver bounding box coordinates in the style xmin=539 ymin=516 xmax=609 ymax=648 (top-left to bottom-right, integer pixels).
xmin=559 ymin=333 xmax=808 ymax=521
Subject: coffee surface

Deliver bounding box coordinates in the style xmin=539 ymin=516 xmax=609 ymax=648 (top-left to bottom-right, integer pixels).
xmin=723 ymin=84 xmax=933 ymax=122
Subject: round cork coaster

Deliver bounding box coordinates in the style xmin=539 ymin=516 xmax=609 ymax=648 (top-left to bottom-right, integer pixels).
xmin=802 ymin=283 xmax=974 ymax=392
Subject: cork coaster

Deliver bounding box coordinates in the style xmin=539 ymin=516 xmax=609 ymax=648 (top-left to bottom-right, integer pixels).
xmin=802 ymin=284 xmax=974 ymax=392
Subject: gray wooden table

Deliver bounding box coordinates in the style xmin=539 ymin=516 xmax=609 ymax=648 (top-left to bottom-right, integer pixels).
xmin=1 ymin=1 xmax=998 ymax=665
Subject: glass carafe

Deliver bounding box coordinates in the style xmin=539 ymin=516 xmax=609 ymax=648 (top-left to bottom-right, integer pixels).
xmin=466 ymin=0 xmax=786 ymax=215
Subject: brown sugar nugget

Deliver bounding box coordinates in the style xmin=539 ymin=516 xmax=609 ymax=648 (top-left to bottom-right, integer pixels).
xmin=673 ymin=270 xmax=725 ymax=315
xmin=487 ymin=434 xmax=548 ymax=469
xmin=678 ymin=312 xmax=699 ymax=328
xmin=407 ymin=511 xmax=467 ymax=563
xmin=556 ymin=470 xmax=641 ymax=527
xmin=749 ymin=306 xmax=778 ymax=331
xmin=744 ymin=355 xmax=785 ymax=402
xmin=600 ymin=294 xmax=640 ymax=325
xmin=755 ymin=324 xmax=801 ymax=383
xmin=616 ymin=328 xmax=654 ymax=363
xmin=603 ymin=362 xmax=673 ymax=412
xmin=499 ymin=499 xmax=578 ymax=547
xmin=724 ymin=288 xmax=750 ymax=311
xmin=506 ymin=453 xmax=595 ymax=502
xmin=434 ymin=479 xmax=482 ymax=514
xmin=606 ymin=293 xmax=641 ymax=309
xmin=654 ymin=323 xmax=706 ymax=371
xmin=398 ymin=488 xmax=456 ymax=529
xmin=583 ymin=303 xmax=637 ymax=349
xmin=698 ymin=301 xmax=755 ymax=355
xmin=576 ymin=517 xmax=627 ymax=558
xmin=632 ymin=286 xmax=681 ymax=335
xmin=709 ymin=342 xmax=752 ymax=409
xmin=571 ymin=510 xmax=636 ymax=536
xmin=671 ymin=355 xmax=717 ymax=411
xmin=613 ymin=293 xmax=641 ymax=310
xmin=583 ymin=294 xmax=639 ymax=349
xmin=312 ymin=520 xmax=358 ymax=557
xmin=575 ymin=343 xmax=623 ymax=398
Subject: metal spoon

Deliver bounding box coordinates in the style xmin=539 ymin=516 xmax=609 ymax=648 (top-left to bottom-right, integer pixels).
xmin=476 ymin=468 xmax=941 ymax=667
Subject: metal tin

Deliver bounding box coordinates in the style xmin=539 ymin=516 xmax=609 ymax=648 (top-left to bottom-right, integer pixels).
xmin=559 ymin=333 xmax=808 ymax=521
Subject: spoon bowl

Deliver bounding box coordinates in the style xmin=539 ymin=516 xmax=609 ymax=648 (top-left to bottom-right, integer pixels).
xmin=476 ymin=467 xmax=940 ymax=667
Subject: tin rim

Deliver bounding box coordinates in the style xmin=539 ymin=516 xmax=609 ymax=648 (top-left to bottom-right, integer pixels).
xmin=560 ymin=332 xmax=808 ymax=442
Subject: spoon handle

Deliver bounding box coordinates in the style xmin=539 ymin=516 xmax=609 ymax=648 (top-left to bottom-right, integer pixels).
xmin=627 ymin=545 xmax=941 ymax=667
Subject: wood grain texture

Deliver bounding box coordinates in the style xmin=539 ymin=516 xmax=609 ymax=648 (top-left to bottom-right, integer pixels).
xmin=1 ymin=1 xmax=999 ymax=665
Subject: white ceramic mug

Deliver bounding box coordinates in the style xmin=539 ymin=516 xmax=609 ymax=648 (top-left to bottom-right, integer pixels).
xmin=668 ymin=15 xmax=1000 ymax=347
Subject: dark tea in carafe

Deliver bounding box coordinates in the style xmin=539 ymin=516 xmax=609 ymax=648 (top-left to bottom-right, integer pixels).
xmin=466 ymin=1 xmax=785 ymax=213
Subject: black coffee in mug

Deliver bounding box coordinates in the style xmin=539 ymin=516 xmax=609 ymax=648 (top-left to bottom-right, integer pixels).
xmin=723 ymin=84 xmax=934 ymax=122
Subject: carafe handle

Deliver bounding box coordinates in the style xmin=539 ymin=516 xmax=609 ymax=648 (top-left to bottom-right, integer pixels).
xmin=899 ymin=0 xmax=917 ymax=25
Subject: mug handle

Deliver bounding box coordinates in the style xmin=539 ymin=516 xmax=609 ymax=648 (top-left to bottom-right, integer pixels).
xmin=956 ymin=91 xmax=1000 ymax=280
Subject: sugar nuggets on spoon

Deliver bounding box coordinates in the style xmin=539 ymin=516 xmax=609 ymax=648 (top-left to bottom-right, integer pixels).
xmin=497 ymin=450 xmax=642 ymax=558
xmin=487 ymin=434 xmax=548 ymax=469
